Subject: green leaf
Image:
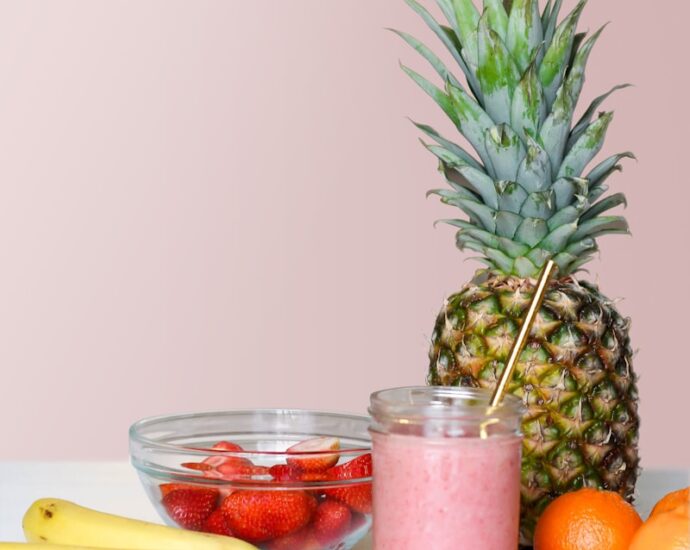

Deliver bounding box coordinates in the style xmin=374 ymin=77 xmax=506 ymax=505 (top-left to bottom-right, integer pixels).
xmin=552 ymin=251 xmax=578 ymax=272
xmin=451 ymin=0 xmax=481 ymax=67
xmin=506 ymin=0 xmax=543 ymax=72
xmin=566 ymin=25 xmax=607 ymax=109
xmin=498 ymin=237 xmax=530 ymax=258
xmin=411 ymin=120 xmax=485 ymax=171
xmin=516 ymin=217 xmax=548 ymax=247
xmin=587 ymin=152 xmax=636 ymax=188
xmin=483 ymin=0 xmax=509 ymax=40
xmin=495 ymin=210 xmax=523 ymax=239
xmin=444 ymin=162 xmax=501 ymax=209
xmin=515 ymin=256 xmax=539 ymax=277
xmin=440 ymin=26 xmax=484 ymax=101
xmin=558 ymin=112 xmax=613 ymax=179
xmin=527 ymin=247 xmax=552 ymax=268
xmin=438 ymin=163 xmax=481 ymax=200
xmin=486 ymin=248 xmax=516 ymax=272
xmin=569 ymin=84 xmax=631 ymax=148
xmin=447 ymin=83 xmax=497 ymax=171
xmin=403 ymin=0 xmax=482 ymax=101
xmin=477 ymin=12 xmax=521 ymax=124
xmin=539 ymin=0 xmax=586 ymax=107
xmin=496 ymin=180 xmax=529 ymax=214
xmin=485 ymin=124 xmax=526 ymax=181
xmin=428 ymin=187 xmax=479 ymax=203
xmin=435 ymin=0 xmax=459 ymax=30
xmin=511 ymin=57 xmax=546 ymax=142
xmin=588 ymin=184 xmax=608 ymax=204
xmin=539 ymin=222 xmax=577 ymax=252
xmin=547 ymin=205 xmax=583 ymax=230
xmin=516 ymin=138 xmax=552 ymax=193
xmin=564 ymin=238 xmax=596 ymax=257
xmin=520 ymin=190 xmax=555 ymax=219
xmin=552 ymin=177 xmax=588 ymax=210
xmin=540 ymin=25 xmax=606 ymax=175
xmin=400 ymin=64 xmax=459 ymax=127
xmin=542 ymin=0 xmax=564 ymax=50
xmin=571 ymin=215 xmax=629 ymax=241
xmin=454 ymin=198 xmax=497 ymax=232
xmin=541 ymin=0 xmax=553 ymax=29
xmin=456 ymin=233 xmax=486 ymax=253
xmin=390 ymin=29 xmax=462 ymax=89
xmin=580 ymin=192 xmax=627 ymax=222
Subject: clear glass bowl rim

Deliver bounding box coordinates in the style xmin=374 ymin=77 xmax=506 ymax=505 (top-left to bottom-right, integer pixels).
xmin=129 ymin=408 xmax=373 ymax=457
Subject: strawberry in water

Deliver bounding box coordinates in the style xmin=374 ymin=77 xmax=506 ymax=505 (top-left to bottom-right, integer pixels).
xmin=312 ymin=499 xmax=352 ymax=545
xmin=287 ymin=436 xmax=340 ymax=472
xmin=324 ymin=453 xmax=373 ymax=514
xmin=161 ymin=487 xmax=218 ymax=531
xmin=159 ymin=483 xmax=201 ymax=498
xmin=265 ymin=526 xmax=321 ymax=550
xmin=221 ymin=490 xmax=315 ymax=543
xmin=269 ymin=463 xmax=303 ymax=482
xmin=201 ymin=508 xmax=233 ymax=536
xmin=203 ymin=441 xmax=251 ymax=469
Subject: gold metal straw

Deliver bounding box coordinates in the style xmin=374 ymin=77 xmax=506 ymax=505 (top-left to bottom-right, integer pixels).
xmin=489 ymin=259 xmax=557 ymax=408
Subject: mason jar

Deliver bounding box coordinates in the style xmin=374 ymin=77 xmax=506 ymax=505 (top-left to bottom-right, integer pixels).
xmin=369 ymin=386 xmax=524 ymax=550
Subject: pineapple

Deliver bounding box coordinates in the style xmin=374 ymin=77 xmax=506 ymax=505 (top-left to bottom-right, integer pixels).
xmin=396 ymin=0 xmax=640 ymax=544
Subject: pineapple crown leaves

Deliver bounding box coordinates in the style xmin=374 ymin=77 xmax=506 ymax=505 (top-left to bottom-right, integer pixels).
xmin=397 ymin=0 xmax=633 ymax=277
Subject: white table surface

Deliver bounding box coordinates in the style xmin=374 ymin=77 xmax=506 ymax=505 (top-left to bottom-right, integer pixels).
xmin=0 ymin=462 xmax=687 ymax=547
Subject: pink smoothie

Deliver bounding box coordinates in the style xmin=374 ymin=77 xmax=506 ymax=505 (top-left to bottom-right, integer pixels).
xmin=371 ymin=431 xmax=521 ymax=550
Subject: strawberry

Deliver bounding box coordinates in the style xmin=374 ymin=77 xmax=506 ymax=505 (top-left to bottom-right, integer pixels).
xmin=203 ymin=441 xmax=248 ymax=469
xmin=287 ymin=436 xmax=340 ymax=472
xmin=265 ymin=526 xmax=321 ymax=550
xmin=269 ymin=463 xmax=303 ymax=482
xmin=201 ymin=508 xmax=233 ymax=536
xmin=159 ymin=483 xmax=199 ymax=498
xmin=312 ymin=499 xmax=352 ymax=545
xmin=324 ymin=453 xmax=373 ymax=514
xmin=161 ymin=487 xmax=219 ymax=531
xmin=181 ymin=461 xmax=213 ymax=472
xmin=221 ymin=490 xmax=314 ymax=543
xmin=270 ymin=464 xmax=329 ymax=483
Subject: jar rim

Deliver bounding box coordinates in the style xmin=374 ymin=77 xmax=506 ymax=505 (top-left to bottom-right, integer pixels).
xmin=369 ymin=386 xmax=524 ymax=423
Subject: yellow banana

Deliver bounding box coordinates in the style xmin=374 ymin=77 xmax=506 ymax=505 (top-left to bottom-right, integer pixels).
xmin=0 ymin=545 xmax=140 ymax=549
xmin=22 ymin=498 xmax=258 ymax=550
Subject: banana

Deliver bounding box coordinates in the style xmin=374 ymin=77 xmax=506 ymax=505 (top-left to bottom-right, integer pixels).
xmin=0 ymin=545 xmax=139 ymax=549
xmin=22 ymin=498 xmax=258 ymax=550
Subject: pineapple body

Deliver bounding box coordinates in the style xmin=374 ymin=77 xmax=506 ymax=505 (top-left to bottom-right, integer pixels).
xmin=428 ymin=271 xmax=639 ymax=543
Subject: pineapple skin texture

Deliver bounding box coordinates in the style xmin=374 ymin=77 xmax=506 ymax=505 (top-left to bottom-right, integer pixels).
xmin=428 ymin=271 xmax=639 ymax=544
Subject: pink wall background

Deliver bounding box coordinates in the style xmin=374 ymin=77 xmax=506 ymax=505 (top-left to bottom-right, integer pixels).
xmin=0 ymin=1 xmax=687 ymax=467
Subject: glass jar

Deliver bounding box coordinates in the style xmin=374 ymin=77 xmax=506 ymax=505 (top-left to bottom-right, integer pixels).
xmin=369 ymin=386 xmax=524 ymax=550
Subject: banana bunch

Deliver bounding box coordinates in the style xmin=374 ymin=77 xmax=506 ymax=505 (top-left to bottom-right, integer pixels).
xmin=0 ymin=498 xmax=257 ymax=550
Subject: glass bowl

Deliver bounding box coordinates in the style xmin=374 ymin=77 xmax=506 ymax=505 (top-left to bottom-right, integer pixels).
xmin=129 ymin=409 xmax=372 ymax=549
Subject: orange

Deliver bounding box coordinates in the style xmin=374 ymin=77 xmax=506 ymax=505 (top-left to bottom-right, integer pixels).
xmin=533 ymin=488 xmax=642 ymax=550
xmin=629 ymin=502 xmax=689 ymax=550
xmin=651 ymin=487 xmax=690 ymax=517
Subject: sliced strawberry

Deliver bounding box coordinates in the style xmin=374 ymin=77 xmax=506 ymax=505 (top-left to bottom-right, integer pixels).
xmin=161 ymin=487 xmax=218 ymax=531
xmin=221 ymin=490 xmax=314 ymax=543
xmin=265 ymin=526 xmax=321 ymax=550
xmin=269 ymin=463 xmax=303 ymax=482
xmin=210 ymin=441 xmax=244 ymax=452
xmin=203 ymin=441 xmax=249 ymax=469
xmin=201 ymin=508 xmax=233 ymax=536
xmin=312 ymin=499 xmax=352 ymax=545
xmin=181 ymin=461 xmax=213 ymax=472
xmin=324 ymin=453 xmax=373 ymax=514
xmin=287 ymin=436 xmax=340 ymax=472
